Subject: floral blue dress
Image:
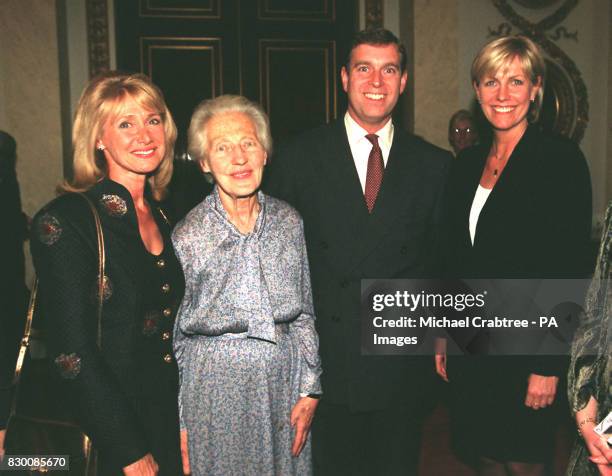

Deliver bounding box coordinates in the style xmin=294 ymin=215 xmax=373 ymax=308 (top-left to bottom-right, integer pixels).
xmin=172 ymin=188 xmax=322 ymax=475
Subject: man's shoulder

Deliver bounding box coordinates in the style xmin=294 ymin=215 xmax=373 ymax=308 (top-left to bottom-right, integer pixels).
xmin=277 ymin=121 xmax=343 ymax=152
xmin=395 ymin=128 xmax=450 ymax=157
xmin=393 ymin=129 xmax=452 ymax=175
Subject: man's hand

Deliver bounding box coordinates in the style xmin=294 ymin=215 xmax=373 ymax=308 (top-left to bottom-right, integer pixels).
xmin=434 ymin=337 xmax=449 ymax=382
xmin=123 ymin=453 xmax=158 ymax=476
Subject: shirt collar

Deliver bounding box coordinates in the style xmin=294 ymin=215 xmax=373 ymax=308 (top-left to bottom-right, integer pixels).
xmin=344 ymin=111 xmax=394 ymax=149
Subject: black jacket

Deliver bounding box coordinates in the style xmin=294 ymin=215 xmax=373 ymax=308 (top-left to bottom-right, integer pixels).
xmin=443 ymin=126 xmax=592 ymax=375
xmin=0 ymin=171 xmax=28 ymax=429
xmin=30 ymin=179 xmax=185 ymax=473
xmin=264 ymin=120 xmax=451 ymax=411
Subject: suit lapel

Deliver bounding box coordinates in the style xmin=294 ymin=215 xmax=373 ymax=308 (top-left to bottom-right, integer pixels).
xmin=371 ymin=130 xmax=420 ymax=225
xmin=309 ymin=121 xmax=370 ymax=271
xmin=348 ymin=130 xmax=423 ymax=271
xmin=320 ymin=121 xmax=368 ymax=217
xmin=313 ymin=123 xmax=434 ymax=273
xmin=474 ymin=127 xmax=535 ymax=245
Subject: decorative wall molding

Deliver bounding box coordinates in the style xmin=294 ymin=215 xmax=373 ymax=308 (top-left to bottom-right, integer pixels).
xmin=488 ymin=22 xmax=514 ymax=37
xmin=494 ymin=0 xmax=578 ymax=33
xmin=491 ymin=0 xmax=588 ymax=142
xmin=86 ymin=0 xmax=111 ymax=77
xmin=365 ymin=0 xmax=383 ymax=29
xmin=549 ymin=26 xmax=578 ymax=41
xmin=512 ymin=0 xmax=562 ymax=8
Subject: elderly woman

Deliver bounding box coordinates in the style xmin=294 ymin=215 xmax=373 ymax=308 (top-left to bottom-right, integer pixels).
xmin=172 ymin=95 xmax=322 ymax=475
xmin=30 ymin=72 xmax=184 ymax=475
xmin=436 ymin=36 xmax=592 ymax=475
xmin=567 ymin=200 xmax=612 ymax=475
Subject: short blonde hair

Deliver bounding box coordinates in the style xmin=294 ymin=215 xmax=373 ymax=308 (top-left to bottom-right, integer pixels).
xmin=61 ymin=72 xmax=177 ymax=200
xmin=187 ymin=95 xmax=272 ymax=166
xmin=471 ymin=36 xmax=546 ymax=121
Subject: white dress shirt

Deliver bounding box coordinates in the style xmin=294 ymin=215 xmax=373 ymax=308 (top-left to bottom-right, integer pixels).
xmin=344 ymin=112 xmax=394 ymax=193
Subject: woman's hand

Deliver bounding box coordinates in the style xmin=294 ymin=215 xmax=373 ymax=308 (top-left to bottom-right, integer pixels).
xmin=434 ymin=337 xmax=449 ymax=382
xmin=180 ymin=429 xmax=190 ymax=475
xmin=290 ymin=396 xmax=319 ymax=457
xmin=576 ymin=397 xmax=612 ymax=474
xmin=580 ymin=423 xmax=612 ymax=474
xmin=123 ymin=453 xmax=158 ymax=475
xmin=524 ymin=374 xmax=558 ymax=409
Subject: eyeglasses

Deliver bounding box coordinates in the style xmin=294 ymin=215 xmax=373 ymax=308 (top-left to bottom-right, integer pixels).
xmin=453 ymin=127 xmax=474 ymax=136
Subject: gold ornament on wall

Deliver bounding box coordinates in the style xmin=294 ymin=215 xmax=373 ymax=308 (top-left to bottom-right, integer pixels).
xmin=86 ymin=0 xmax=111 ymax=77
xmin=365 ymin=0 xmax=383 ymax=29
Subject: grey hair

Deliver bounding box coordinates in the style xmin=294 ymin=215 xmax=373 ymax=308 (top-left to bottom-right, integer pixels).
xmin=187 ymin=95 xmax=272 ymax=165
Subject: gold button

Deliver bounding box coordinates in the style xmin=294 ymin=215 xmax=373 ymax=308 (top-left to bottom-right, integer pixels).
xmin=163 ymin=354 xmax=172 ymax=363
xmin=162 ymin=332 xmax=171 ymax=341
xmin=156 ymin=259 xmax=166 ymax=268
xmin=161 ymin=283 xmax=171 ymax=293
xmin=163 ymin=308 xmax=172 ymax=317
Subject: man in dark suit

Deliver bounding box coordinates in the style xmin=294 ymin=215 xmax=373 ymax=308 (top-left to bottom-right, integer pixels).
xmin=264 ymin=28 xmax=451 ymax=475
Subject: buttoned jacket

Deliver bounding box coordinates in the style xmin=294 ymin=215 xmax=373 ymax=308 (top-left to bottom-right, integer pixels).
xmin=264 ymin=120 xmax=451 ymax=411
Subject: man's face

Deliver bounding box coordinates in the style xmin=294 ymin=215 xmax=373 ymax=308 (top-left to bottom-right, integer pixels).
xmin=341 ymin=43 xmax=407 ymax=133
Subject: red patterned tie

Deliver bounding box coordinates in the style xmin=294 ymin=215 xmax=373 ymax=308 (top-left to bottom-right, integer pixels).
xmin=364 ymin=134 xmax=384 ymax=213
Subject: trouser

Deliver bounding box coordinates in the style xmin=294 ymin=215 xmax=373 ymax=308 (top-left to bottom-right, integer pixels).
xmin=312 ymin=401 xmax=423 ymax=476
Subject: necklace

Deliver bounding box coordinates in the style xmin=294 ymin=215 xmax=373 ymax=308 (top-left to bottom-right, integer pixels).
xmin=490 ymin=143 xmax=507 ymax=178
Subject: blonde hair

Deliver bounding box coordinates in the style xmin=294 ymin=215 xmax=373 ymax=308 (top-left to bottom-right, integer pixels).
xmin=471 ymin=36 xmax=546 ymax=121
xmin=187 ymin=95 xmax=272 ymax=166
xmin=60 ymin=72 xmax=177 ymax=200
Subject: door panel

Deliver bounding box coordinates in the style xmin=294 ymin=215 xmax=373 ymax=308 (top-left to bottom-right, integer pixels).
xmin=114 ymin=0 xmax=356 ymax=218
xmin=260 ymin=40 xmax=336 ymax=138
xmin=142 ymin=37 xmax=223 ymax=135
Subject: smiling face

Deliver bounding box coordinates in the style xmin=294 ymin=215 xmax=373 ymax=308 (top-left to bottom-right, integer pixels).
xmin=341 ymin=43 xmax=407 ymax=133
xmin=474 ymin=56 xmax=541 ymax=136
xmin=98 ymin=95 xmax=166 ymax=183
xmin=202 ymin=111 xmax=267 ymax=202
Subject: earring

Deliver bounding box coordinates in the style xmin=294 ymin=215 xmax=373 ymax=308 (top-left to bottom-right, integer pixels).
xmin=97 ymin=145 xmax=105 ymax=151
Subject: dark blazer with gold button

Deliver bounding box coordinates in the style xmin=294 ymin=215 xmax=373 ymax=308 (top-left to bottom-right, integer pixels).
xmin=264 ymin=119 xmax=451 ymax=411
xmin=30 ymin=179 xmax=185 ymax=473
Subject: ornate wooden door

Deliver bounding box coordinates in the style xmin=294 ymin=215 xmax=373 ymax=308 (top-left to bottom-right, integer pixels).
xmin=115 ymin=0 xmax=356 ymax=217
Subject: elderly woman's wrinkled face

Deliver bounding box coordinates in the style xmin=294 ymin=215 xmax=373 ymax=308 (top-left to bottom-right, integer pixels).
xmin=98 ymin=95 xmax=166 ymax=181
xmin=202 ymin=111 xmax=267 ymax=200
xmin=474 ymin=56 xmax=540 ymax=134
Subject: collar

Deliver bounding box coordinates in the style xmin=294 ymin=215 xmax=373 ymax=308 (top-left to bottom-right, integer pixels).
xmin=344 ymin=111 xmax=394 ymax=149
xmin=210 ymin=186 xmax=267 ymax=240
